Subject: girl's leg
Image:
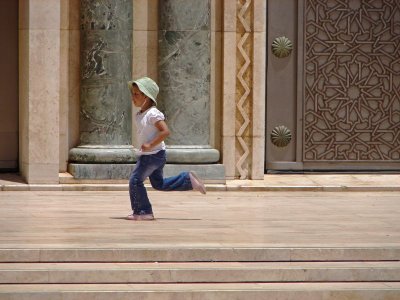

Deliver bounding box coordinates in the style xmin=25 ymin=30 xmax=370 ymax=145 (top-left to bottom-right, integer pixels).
xmin=150 ymin=151 xmax=207 ymax=192
xmin=151 ymin=170 xmax=205 ymax=193
xmin=129 ymin=158 xmax=151 ymax=214
xmin=148 ymin=152 xmax=191 ymax=191
xmin=129 ymin=155 xmax=163 ymax=215
xmin=150 ymin=169 xmax=193 ymax=191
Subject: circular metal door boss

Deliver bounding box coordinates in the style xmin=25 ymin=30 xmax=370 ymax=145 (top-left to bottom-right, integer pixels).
xmin=271 ymin=36 xmax=293 ymax=58
xmin=271 ymin=125 xmax=292 ymax=147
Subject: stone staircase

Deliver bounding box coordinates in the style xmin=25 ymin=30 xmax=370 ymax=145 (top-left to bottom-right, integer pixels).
xmin=0 ymin=247 xmax=400 ymax=299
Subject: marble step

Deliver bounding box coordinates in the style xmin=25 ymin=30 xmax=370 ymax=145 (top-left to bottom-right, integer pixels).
xmin=1 ymin=247 xmax=400 ymax=262
xmin=1 ymin=261 xmax=400 ymax=284
xmin=0 ymin=283 xmax=399 ymax=300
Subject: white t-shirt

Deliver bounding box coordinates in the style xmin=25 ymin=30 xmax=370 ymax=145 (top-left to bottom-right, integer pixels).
xmin=135 ymin=107 xmax=166 ymax=155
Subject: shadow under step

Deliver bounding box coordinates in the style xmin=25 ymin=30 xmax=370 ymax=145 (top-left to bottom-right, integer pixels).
xmin=2 ymin=247 xmax=400 ymax=262
xmin=1 ymin=261 xmax=400 ymax=284
xmin=0 ymin=282 xmax=400 ymax=300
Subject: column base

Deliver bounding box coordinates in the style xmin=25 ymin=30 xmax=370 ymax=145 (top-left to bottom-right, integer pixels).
xmin=68 ymin=145 xmax=224 ymax=182
xmin=68 ymin=163 xmax=225 ymax=183
xmin=165 ymin=146 xmax=220 ymax=163
xmin=69 ymin=145 xmax=136 ymax=163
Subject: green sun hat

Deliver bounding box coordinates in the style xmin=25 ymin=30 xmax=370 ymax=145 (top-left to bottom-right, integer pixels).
xmin=127 ymin=77 xmax=159 ymax=105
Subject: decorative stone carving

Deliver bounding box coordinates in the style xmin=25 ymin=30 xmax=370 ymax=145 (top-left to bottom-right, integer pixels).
xmin=271 ymin=36 xmax=293 ymax=58
xmin=271 ymin=126 xmax=292 ymax=147
xmin=304 ymin=0 xmax=400 ymax=161
xmin=236 ymin=0 xmax=253 ymax=179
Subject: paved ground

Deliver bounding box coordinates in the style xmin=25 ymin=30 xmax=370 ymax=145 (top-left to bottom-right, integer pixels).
xmin=2 ymin=173 xmax=400 ymax=191
xmin=0 ymin=189 xmax=399 ymax=248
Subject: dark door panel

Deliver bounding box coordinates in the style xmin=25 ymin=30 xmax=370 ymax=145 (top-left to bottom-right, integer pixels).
xmin=0 ymin=1 xmax=18 ymax=171
xmin=266 ymin=0 xmax=400 ymax=171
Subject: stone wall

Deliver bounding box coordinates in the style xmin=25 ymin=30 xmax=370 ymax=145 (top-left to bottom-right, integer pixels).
xmin=17 ymin=0 xmax=267 ymax=183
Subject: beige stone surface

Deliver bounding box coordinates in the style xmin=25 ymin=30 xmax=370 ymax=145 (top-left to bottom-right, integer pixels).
xmin=0 ymin=282 xmax=399 ymax=297
xmin=1 ymin=261 xmax=399 ymax=284
xmin=221 ymin=32 xmax=237 ymax=137
xmin=0 ymin=190 xmax=399 ymax=248
xmin=19 ymin=0 xmax=60 ymax=30
xmin=132 ymin=30 xmax=158 ymax=80
xmin=211 ymin=0 xmax=222 ymax=32
xmin=133 ymin=0 xmax=158 ymax=31
xmin=251 ymin=137 xmax=265 ymax=179
xmin=252 ymin=32 xmax=266 ymax=138
xmin=18 ymin=0 xmax=61 ymax=183
xmin=59 ymin=29 xmax=69 ymax=172
xmin=22 ymin=163 xmax=60 ymax=184
xmin=70 ymin=1 xmax=80 ymax=30
xmin=210 ymin=30 xmax=222 ymax=149
xmin=27 ymin=31 xmax=60 ymax=165
xmin=253 ymin=0 xmax=267 ymax=32
xmin=223 ymin=0 xmax=237 ymax=32
xmin=222 ymin=136 xmax=236 ymax=179
xmin=60 ymin=0 xmax=69 ymax=29
xmin=221 ymin=29 xmax=237 ymax=179
xmin=67 ymin=29 xmax=80 ymax=150
xmin=2 ymin=173 xmax=400 ymax=191
xmin=226 ymin=174 xmax=400 ymax=192
xmin=18 ymin=29 xmax=30 ymax=166
xmin=59 ymin=0 xmax=80 ymax=172
xmin=251 ymin=30 xmax=266 ymax=180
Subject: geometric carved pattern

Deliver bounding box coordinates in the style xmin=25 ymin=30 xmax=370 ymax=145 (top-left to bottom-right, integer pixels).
xmin=304 ymin=0 xmax=400 ymax=161
xmin=236 ymin=0 xmax=253 ymax=179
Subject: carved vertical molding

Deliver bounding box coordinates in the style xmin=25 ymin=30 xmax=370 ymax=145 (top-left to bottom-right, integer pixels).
xmin=236 ymin=0 xmax=253 ymax=179
xmin=222 ymin=0 xmax=265 ymax=179
xmin=222 ymin=0 xmax=267 ymax=179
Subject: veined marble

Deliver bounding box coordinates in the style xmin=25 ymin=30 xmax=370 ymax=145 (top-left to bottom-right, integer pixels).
xmin=79 ymin=0 xmax=132 ymax=146
xmin=69 ymin=0 xmax=134 ymax=176
xmin=158 ymin=0 xmax=211 ymax=146
xmin=159 ymin=0 xmax=210 ymax=31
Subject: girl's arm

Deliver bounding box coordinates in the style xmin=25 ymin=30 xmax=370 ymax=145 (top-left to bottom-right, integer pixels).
xmin=141 ymin=120 xmax=170 ymax=152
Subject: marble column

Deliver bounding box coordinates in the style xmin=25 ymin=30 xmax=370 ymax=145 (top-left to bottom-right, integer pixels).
xmin=68 ymin=0 xmax=134 ymax=179
xmin=158 ymin=0 xmax=220 ymax=165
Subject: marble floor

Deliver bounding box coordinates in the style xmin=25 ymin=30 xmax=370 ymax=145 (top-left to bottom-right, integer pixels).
xmin=0 ymin=190 xmax=399 ymax=249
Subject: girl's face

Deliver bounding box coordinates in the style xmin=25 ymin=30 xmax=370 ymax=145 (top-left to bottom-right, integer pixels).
xmin=131 ymin=85 xmax=147 ymax=108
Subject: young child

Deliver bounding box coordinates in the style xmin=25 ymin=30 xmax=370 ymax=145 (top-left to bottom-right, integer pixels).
xmin=126 ymin=77 xmax=206 ymax=221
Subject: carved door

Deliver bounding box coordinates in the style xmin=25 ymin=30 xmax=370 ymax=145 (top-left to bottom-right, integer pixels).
xmin=266 ymin=0 xmax=400 ymax=171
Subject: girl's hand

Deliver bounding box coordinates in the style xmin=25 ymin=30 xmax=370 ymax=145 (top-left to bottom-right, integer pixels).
xmin=141 ymin=143 xmax=152 ymax=152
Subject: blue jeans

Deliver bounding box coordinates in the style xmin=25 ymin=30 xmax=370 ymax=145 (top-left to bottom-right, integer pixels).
xmin=129 ymin=150 xmax=193 ymax=215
